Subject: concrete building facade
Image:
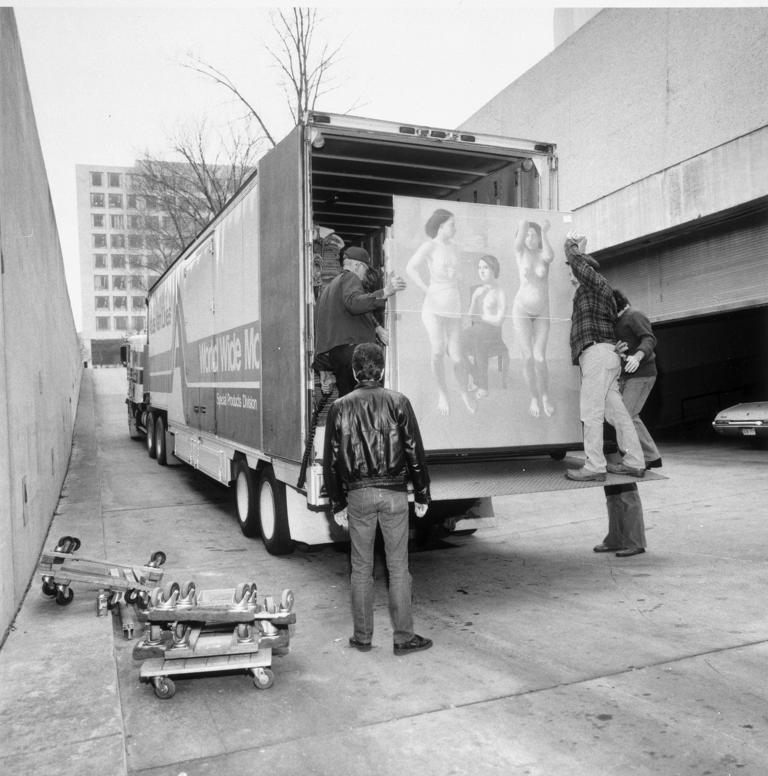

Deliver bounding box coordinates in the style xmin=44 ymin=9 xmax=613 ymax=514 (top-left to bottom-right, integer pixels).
xmin=463 ymin=7 xmax=768 ymax=431
xmin=0 ymin=9 xmax=82 ymax=641
xmin=76 ymin=164 xmax=167 ymax=366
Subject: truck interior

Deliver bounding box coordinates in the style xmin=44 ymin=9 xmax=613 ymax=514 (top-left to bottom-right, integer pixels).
xmin=307 ymin=114 xmax=551 ymax=260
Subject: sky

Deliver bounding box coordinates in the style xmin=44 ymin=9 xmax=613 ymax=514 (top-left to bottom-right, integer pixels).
xmin=9 ymin=1 xmax=567 ymax=331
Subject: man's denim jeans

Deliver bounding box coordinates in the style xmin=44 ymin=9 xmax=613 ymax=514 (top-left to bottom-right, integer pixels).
xmin=620 ymin=374 xmax=661 ymax=462
xmin=347 ymin=487 xmax=413 ymax=645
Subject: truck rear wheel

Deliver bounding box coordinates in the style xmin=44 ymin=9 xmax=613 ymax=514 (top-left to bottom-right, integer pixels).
xmin=233 ymin=460 xmax=259 ymax=537
xmin=155 ymin=415 xmax=167 ymax=466
xmin=257 ymin=466 xmax=293 ymax=555
xmin=146 ymin=413 xmax=156 ymax=459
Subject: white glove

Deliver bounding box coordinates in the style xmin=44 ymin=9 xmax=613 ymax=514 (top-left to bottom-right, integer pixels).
xmin=415 ymin=503 xmax=428 ymax=518
xmin=333 ymin=508 xmax=348 ymax=528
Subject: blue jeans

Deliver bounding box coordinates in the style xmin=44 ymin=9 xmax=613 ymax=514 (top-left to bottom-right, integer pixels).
xmin=620 ymin=375 xmax=661 ymax=462
xmin=579 ymin=343 xmax=644 ymax=472
xmin=347 ymin=487 xmax=414 ymax=645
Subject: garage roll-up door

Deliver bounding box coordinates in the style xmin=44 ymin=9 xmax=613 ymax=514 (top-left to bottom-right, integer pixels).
xmin=600 ymin=206 xmax=768 ymax=323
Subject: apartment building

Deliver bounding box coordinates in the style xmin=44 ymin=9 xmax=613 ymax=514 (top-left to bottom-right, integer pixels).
xmin=76 ymin=164 xmax=166 ymax=365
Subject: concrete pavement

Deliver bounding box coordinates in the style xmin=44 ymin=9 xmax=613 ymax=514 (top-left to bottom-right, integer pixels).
xmin=1 ymin=367 xmax=767 ymax=775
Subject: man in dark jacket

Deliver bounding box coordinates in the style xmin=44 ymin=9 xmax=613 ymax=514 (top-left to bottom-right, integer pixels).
xmin=323 ymin=342 xmax=433 ymax=656
xmin=314 ymin=246 xmax=406 ymax=397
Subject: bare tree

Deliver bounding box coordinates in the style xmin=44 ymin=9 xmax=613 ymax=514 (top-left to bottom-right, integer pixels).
xmin=130 ymin=117 xmax=263 ymax=272
xmin=185 ymin=8 xmax=343 ymax=148
xmin=131 ymin=8 xmax=342 ymax=273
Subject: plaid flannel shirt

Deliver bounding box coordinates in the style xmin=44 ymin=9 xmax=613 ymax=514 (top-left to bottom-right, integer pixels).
xmin=566 ymin=240 xmax=617 ymax=364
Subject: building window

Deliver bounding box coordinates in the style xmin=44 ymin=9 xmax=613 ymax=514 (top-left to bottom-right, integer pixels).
xmin=108 ymin=172 xmax=122 ymax=187
xmin=90 ymin=171 xmax=103 ymax=186
xmin=127 ymin=214 xmax=142 ymax=229
xmin=110 ymin=214 xmax=124 ymax=229
xmin=132 ymin=295 xmax=146 ymax=310
xmin=91 ymin=214 xmax=104 ymax=228
xmin=94 ymin=275 xmax=109 ymax=290
xmin=94 ymin=254 xmax=107 ymax=268
xmin=95 ymin=296 xmax=110 ymax=310
xmin=130 ymin=274 xmax=146 ymax=290
xmin=113 ymin=316 xmax=128 ymax=331
xmin=96 ymin=317 xmax=110 ymax=331
xmin=162 ymin=216 xmax=173 ymax=230
xmin=112 ymin=275 xmax=127 ymax=290
xmin=90 ymin=193 xmax=105 ymax=208
xmin=128 ymin=255 xmax=142 ymax=270
xmin=127 ymin=194 xmax=138 ymax=209
xmin=128 ymin=234 xmax=143 ymax=249
xmin=110 ymin=234 xmax=125 ymax=248
xmin=111 ymin=254 xmax=126 ymax=269
xmin=132 ymin=316 xmax=146 ymax=331
xmin=144 ymin=215 xmax=160 ymax=230
xmin=113 ymin=296 xmax=128 ymax=310
xmin=145 ymin=234 xmax=159 ymax=250
xmin=108 ymin=193 xmax=123 ymax=209
xmin=93 ymin=234 xmax=107 ymax=248
xmin=144 ymin=195 xmax=158 ymax=211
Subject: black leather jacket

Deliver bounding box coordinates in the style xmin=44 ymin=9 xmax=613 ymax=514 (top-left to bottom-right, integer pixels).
xmin=322 ymin=382 xmax=431 ymax=512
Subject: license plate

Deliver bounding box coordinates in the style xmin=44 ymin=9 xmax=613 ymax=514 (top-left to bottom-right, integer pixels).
xmin=742 ymin=428 xmax=756 ymax=436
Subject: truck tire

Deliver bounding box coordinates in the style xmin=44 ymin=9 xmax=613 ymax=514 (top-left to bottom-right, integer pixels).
xmin=146 ymin=413 xmax=157 ymax=459
xmin=233 ymin=460 xmax=259 ymax=537
xmin=257 ymin=466 xmax=293 ymax=555
xmin=155 ymin=415 xmax=167 ymax=465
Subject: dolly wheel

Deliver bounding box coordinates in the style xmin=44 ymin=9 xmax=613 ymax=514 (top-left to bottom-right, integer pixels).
xmin=55 ymin=536 xmax=74 ymax=553
xmin=233 ymin=582 xmax=252 ymax=605
xmin=252 ymin=667 xmax=274 ymax=690
xmin=42 ymin=580 xmax=57 ymax=597
xmin=149 ymin=551 xmax=167 ymax=568
xmin=280 ymin=589 xmax=295 ymax=612
xmin=125 ymin=589 xmax=139 ymax=604
xmin=153 ymin=676 xmax=176 ymax=699
xmin=55 ymin=587 xmax=74 ymax=606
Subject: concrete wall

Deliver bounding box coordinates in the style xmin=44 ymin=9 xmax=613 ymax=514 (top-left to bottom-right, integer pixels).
xmin=0 ymin=9 xmax=82 ymax=641
xmin=462 ymin=8 xmax=768 ymax=250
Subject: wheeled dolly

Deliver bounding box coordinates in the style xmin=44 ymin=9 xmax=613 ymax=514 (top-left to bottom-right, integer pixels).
xmin=38 ymin=535 xmax=166 ymax=618
xmin=135 ymin=580 xmax=295 ymax=698
xmin=140 ymin=651 xmax=276 ymax=699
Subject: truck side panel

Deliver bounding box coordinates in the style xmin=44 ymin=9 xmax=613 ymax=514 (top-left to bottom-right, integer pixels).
xmin=214 ymin=191 xmax=262 ymax=446
xmin=258 ymin=125 xmax=304 ymax=463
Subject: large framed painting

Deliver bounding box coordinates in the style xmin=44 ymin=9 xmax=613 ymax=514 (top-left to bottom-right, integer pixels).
xmin=385 ymin=196 xmax=582 ymax=454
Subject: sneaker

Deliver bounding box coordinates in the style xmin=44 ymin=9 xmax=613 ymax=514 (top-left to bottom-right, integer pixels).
xmin=606 ymin=462 xmax=645 ymax=478
xmin=349 ymin=637 xmax=372 ymax=652
xmin=593 ymin=544 xmax=621 ymax=553
xmin=565 ymin=467 xmax=606 ymax=482
xmin=645 ymin=458 xmax=662 ymax=469
xmin=393 ymin=634 xmax=433 ymax=656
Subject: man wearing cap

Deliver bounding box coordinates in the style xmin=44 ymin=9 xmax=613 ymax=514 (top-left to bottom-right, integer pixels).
xmin=564 ymin=232 xmax=646 ymax=482
xmin=315 ymin=246 xmax=406 ymax=396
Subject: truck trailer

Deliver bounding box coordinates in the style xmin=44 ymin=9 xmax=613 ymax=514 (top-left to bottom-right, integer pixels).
xmin=124 ymin=112 xmax=604 ymax=556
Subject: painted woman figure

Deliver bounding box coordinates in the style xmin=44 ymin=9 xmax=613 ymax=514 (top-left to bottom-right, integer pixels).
xmin=406 ymin=208 xmax=475 ymax=416
xmin=512 ymin=218 xmax=555 ymax=417
xmin=464 ymin=254 xmax=507 ymax=398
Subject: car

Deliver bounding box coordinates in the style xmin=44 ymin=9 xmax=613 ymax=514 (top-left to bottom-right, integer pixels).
xmin=712 ymin=401 xmax=768 ymax=447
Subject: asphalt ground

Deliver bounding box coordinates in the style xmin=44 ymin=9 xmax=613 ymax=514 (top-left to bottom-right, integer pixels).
xmin=1 ymin=368 xmax=767 ymax=776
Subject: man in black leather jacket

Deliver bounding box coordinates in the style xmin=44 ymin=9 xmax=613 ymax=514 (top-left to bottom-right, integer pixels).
xmin=323 ymin=342 xmax=433 ymax=656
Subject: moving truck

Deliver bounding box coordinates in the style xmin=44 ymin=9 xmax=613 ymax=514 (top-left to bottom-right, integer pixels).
xmin=124 ymin=112 xmax=598 ymax=555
